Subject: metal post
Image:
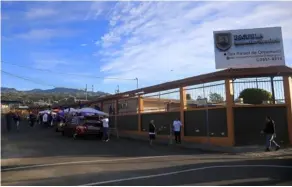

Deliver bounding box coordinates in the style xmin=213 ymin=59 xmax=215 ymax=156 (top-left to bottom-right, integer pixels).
xmin=116 ymin=85 xmax=120 ymax=94
xmin=271 ymin=76 xmax=276 ymax=104
xmin=256 ymin=78 xmax=259 ymax=89
xmin=85 ymin=84 xmax=88 ymax=101
xmin=203 ymin=83 xmax=210 ymax=144
xmin=135 ymin=78 xmax=139 ymax=89
xmin=169 ymin=123 xmax=173 ymax=145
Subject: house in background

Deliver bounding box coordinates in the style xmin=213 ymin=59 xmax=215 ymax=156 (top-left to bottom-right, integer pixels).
xmin=101 ymin=97 xmax=219 ymax=115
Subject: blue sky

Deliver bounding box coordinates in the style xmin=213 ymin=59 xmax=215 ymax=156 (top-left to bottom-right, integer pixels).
xmin=1 ymin=1 xmax=292 ymax=94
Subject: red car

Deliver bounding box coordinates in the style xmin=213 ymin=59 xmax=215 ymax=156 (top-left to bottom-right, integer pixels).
xmin=62 ymin=115 xmax=103 ymax=139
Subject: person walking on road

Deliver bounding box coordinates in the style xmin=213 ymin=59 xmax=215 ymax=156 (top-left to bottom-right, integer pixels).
xmin=36 ymin=113 xmax=40 ymax=125
xmin=5 ymin=111 xmax=12 ymax=132
xmin=48 ymin=112 xmax=53 ymax=128
xmin=261 ymin=116 xmax=280 ymax=152
xmin=42 ymin=113 xmax=49 ymax=128
xmin=173 ymin=118 xmax=182 ymax=144
xmin=13 ymin=113 xmax=20 ymax=131
xmin=102 ymin=116 xmax=109 ymax=142
xmin=29 ymin=112 xmax=36 ymax=127
xmin=149 ymin=120 xmax=156 ymax=146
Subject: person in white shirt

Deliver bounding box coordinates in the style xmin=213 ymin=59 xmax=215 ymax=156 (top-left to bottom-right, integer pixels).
xmin=101 ymin=116 xmax=109 ymax=142
xmin=173 ymin=118 xmax=182 ymax=144
xmin=43 ymin=113 xmax=48 ymax=127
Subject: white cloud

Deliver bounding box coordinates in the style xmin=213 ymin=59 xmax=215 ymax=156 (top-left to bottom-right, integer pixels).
xmin=25 ymin=8 xmax=57 ymax=19
xmin=15 ymin=28 xmax=78 ymax=40
xmin=30 ymin=52 xmax=69 ymax=69
xmin=81 ymin=43 xmax=88 ymax=47
xmin=95 ymin=1 xmax=292 ymax=87
xmin=84 ymin=1 xmax=112 ymax=20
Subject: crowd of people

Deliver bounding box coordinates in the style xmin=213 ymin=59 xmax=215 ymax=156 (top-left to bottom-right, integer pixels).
xmin=4 ymin=109 xmax=111 ymax=142
xmin=4 ymin=110 xmax=64 ymax=131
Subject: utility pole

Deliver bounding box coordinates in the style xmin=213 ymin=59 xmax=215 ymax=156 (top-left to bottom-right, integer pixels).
xmin=135 ymin=78 xmax=139 ymax=89
xmin=85 ymin=84 xmax=88 ymax=101
xmin=115 ymin=85 xmax=120 ymax=94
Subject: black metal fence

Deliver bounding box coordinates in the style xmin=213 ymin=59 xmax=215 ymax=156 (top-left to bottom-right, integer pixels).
xmin=185 ymin=81 xmax=226 ymax=105
xmin=232 ymin=76 xmax=285 ymax=104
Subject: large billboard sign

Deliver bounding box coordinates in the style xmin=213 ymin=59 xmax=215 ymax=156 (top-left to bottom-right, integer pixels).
xmin=213 ymin=27 xmax=285 ymax=69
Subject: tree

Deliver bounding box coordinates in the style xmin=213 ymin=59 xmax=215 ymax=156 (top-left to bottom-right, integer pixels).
xmin=209 ymin=92 xmax=224 ymax=103
xmin=196 ymin=96 xmax=202 ymax=100
xmin=186 ymin=93 xmax=192 ymax=100
xmin=239 ymin=88 xmax=272 ymax=104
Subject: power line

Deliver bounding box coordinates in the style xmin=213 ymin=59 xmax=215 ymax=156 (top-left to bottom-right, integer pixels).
xmin=1 ymin=70 xmax=56 ymax=88
xmin=1 ymin=61 xmax=136 ymax=81
xmin=1 ymin=70 xmax=82 ymax=90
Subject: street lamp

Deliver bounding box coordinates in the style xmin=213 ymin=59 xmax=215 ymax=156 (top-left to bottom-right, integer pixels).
xmin=135 ymin=77 xmax=139 ymax=89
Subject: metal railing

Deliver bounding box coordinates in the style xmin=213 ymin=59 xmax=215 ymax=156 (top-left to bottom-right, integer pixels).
xmin=185 ymin=81 xmax=226 ymax=106
xmin=232 ymin=77 xmax=285 ymax=104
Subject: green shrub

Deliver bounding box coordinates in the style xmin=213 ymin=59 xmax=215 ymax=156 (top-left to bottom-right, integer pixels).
xmin=239 ymin=88 xmax=272 ymax=104
xmin=209 ymin=92 xmax=224 ymax=103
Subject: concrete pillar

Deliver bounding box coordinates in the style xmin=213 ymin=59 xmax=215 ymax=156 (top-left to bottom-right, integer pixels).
xmin=225 ymin=79 xmax=235 ymax=146
xmin=138 ymin=96 xmax=144 ymax=132
xmin=114 ymin=100 xmax=118 ymax=130
xmin=179 ymin=87 xmax=187 ymax=137
xmin=283 ymin=76 xmax=292 ymax=144
xmin=100 ymin=102 xmax=103 ymax=111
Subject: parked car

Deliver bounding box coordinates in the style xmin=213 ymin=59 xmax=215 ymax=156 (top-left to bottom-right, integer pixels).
xmin=62 ymin=115 xmax=103 ymax=139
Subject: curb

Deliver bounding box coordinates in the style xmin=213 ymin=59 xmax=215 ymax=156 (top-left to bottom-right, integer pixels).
xmin=118 ymin=133 xmax=292 ymax=154
xmin=118 ymin=133 xmax=232 ymax=153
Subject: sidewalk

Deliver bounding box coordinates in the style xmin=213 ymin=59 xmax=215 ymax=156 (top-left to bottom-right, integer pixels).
xmin=118 ymin=132 xmax=292 ymax=155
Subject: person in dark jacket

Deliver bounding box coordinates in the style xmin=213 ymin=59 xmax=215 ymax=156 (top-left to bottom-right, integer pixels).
xmin=48 ymin=113 xmax=53 ymax=128
xmin=29 ymin=112 xmax=36 ymax=127
xmin=262 ymin=116 xmax=280 ymax=151
xmin=149 ymin=120 xmax=156 ymax=145
xmin=5 ymin=111 xmax=12 ymax=132
xmin=13 ymin=113 xmax=20 ymax=131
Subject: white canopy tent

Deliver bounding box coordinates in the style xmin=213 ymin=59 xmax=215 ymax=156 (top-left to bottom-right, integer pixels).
xmin=63 ymin=108 xmax=79 ymax=113
xmin=38 ymin=110 xmax=51 ymax=114
xmin=38 ymin=110 xmax=57 ymax=115
xmin=78 ymin=107 xmax=109 ymax=116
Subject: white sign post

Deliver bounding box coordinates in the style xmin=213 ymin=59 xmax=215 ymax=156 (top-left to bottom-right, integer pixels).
xmin=213 ymin=27 xmax=285 ymax=69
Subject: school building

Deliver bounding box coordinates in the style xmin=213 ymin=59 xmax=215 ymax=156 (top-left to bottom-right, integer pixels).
xmin=36 ymin=65 xmax=292 ymax=147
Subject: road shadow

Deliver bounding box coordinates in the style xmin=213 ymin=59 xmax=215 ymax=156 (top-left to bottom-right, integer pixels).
xmin=1 ymin=158 xmax=292 ymax=186
xmin=2 ymin=126 xmax=212 ymax=161
xmin=2 ymin=123 xmax=291 ymax=162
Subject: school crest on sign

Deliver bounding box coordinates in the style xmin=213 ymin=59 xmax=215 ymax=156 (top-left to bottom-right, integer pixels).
xmin=215 ymin=33 xmax=232 ymax=51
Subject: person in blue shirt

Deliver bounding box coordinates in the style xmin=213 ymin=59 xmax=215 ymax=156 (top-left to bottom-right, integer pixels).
xmin=173 ymin=118 xmax=182 ymax=144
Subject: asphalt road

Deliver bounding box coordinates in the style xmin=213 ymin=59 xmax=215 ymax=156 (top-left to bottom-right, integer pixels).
xmin=1 ymin=122 xmax=292 ymax=186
